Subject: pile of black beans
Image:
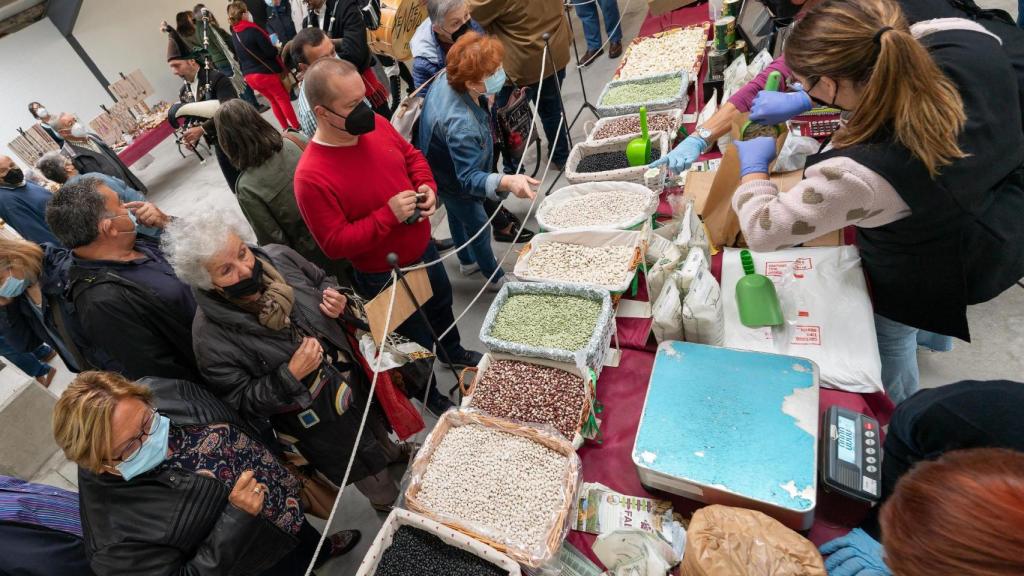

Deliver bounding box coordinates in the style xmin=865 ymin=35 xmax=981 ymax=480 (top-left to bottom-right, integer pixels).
xmin=576 ymin=149 xmax=663 ymax=173
xmin=374 ymin=525 xmax=507 ymax=576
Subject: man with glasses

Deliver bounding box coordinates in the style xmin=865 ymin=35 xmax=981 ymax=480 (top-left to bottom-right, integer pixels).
xmin=44 ymin=178 xmax=197 ymax=382
xmin=53 ymin=371 xmax=360 ymax=575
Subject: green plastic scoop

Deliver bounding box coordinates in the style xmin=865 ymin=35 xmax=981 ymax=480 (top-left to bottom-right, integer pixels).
xmin=740 ymin=71 xmax=784 ymax=140
xmin=735 ymin=249 xmax=784 ymax=327
xmin=626 ymin=106 xmax=652 ymax=167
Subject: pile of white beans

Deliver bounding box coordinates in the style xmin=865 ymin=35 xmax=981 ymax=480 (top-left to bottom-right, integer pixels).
xmin=544 ymin=189 xmax=649 ymax=229
xmin=417 ymin=425 xmax=568 ymax=546
xmin=616 ymin=26 xmax=707 ymax=80
xmin=526 ymin=242 xmax=635 ymax=287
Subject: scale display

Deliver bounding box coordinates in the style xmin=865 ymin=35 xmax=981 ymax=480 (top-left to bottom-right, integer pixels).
xmin=837 ymin=415 xmax=856 ymax=464
xmin=822 ymin=406 xmax=881 ymax=502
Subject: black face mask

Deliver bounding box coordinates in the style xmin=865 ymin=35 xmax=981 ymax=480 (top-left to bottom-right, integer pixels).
xmin=449 ymin=21 xmax=471 ymax=43
xmin=221 ymin=257 xmax=264 ymax=299
xmin=326 ymin=100 xmax=376 ymax=136
xmin=2 ymin=168 xmax=23 ymax=186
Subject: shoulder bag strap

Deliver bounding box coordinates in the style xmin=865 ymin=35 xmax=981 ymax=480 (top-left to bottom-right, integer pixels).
xmin=233 ymin=30 xmax=277 ymax=74
xmin=282 ymin=130 xmax=308 ymax=151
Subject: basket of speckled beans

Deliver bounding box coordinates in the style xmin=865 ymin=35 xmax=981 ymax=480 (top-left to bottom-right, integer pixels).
xmin=585 ymin=108 xmax=685 ymax=144
xmin=596 ymin=71 xmax=689 ymax=117
xmin=564 ymin=132 xmax=671 ymax=191
xmin=458 ymin=353 xmax=599 ymax=449
xmin=478 ymin=281 xmax=616 ymax=378
xmin=403 ymin=409 xmax=582 ymax=568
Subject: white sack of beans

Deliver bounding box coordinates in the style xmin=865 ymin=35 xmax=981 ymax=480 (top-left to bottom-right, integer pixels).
xmin=616 ymin=24 xmax=709 ymax=81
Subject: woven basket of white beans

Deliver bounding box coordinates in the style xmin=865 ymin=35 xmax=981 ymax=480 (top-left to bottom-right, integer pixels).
xmin=403 ymin=410 xmax=582 ymax=568
xmin=564 ymin=133 xmax=671 ymax=191
xmin=585 ymin=108 xmax=685 ymax=143
xmin=537 ymin=181 xmax=660 ymax=232
xmin=513 ymin=229 xmax=646 ymax=294
xmin=596 ymin=71 xmax=689 ymax=118
xmin=613 ymin=23 xmax=710 ymax=81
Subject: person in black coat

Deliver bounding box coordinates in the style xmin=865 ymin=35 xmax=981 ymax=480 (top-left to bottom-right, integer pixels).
xmin=50 ymin=114 xmax=147 ymax=194
xmin=228 ymin=1 xmax=300 ymax=130
xmin=0 ymin=155 xmax=61 ymax=245
xmin=44 ymin=177 xmax=199 ymax=382
xmin=52 ymin=372 xmax=361 ymax=576
xmin=162 ymin=208 xmax=408 ymax=510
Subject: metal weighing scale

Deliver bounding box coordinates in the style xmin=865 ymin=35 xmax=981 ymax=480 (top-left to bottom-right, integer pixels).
xmin=821 ymin=406 xmax=882 ymax=502
xmin=632 ymin=341 xmax=820 ymax=530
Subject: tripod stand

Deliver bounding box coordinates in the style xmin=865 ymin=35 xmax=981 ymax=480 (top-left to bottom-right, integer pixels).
xmin=562 ymin=1 xmax=600 ymax=129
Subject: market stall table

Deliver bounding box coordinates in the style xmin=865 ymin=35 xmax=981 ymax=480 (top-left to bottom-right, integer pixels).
xmin=116 ymin=121 xmax=174 ymax=166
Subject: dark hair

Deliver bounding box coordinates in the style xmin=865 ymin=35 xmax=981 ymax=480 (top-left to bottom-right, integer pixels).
xmin=35 ymin=152 xmax=72 ymax=184
xmin=303 ymin=57 xmax=360 ymax=111
xmin=880 ymin=448 xmax=1024 ymax=576
xmin=176 ymin=11 xmax=196 ymax=36
xmin=28 ymin=101 xmax=43 ymax=118
xmin=214 ymin=100 xmax=283 ymax=171
xmin=290 ymin=27 xmax=330 ymax=67
xmin=46 ymin=178 xmax=110 ymax=249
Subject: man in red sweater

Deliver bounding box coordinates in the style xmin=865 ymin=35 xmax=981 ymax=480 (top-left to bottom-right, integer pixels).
xmin=294 ymin=57 xmax=480 ymax=415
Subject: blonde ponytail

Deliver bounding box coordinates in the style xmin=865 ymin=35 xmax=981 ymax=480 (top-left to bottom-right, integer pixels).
xmin=785 ymin=0 xmax=967 ymax=177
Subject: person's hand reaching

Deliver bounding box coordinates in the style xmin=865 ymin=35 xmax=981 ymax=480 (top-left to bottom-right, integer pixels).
xmin=734 ymin=136 xmax=778 ymax=177
xmin=749 ymin=90 xmax=813 ymax=125
xmin=820 ymin=528 xmax=892 ymax=576
xmin=498 ymin=174 xmax=538 ymax=199
xmin=649 ymin=134 xmax=707 ymax=174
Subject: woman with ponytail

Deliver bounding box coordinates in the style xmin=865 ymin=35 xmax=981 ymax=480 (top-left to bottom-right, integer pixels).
xmin=732 ymin=0 xmax=1024 ymax=403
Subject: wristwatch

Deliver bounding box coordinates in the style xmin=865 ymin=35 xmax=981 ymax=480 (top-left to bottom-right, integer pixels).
xmin=695 ymin=126 xmax=713 ymax=141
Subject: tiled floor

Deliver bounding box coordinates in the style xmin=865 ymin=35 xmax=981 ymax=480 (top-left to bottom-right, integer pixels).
xmin=29 ymin=0 xmax=1024 ymax=573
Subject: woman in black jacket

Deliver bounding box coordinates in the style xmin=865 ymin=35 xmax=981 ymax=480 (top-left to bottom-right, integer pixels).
xmin=227 ymin=1 xmax=299 ymax=129
xmin=52 ymin=372 xmax=360 ymax=575
xmin=162 ymin=209 xmax=407 ymax=511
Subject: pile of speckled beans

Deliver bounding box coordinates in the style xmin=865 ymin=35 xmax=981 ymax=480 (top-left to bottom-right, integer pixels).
xmin=469 ymin=360 xmax=586 ymax=439
xmin=592 ymin=113 xmax=677 ymax=140
xmin=526 ymin=242 xmax=634 ymax=287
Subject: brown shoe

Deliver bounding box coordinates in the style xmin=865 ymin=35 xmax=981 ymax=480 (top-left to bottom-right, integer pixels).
xmin=580 ymin=47 xmax=604 ymax=67
xmin=609 ymin=41 xmax=623 ymax=59
xmin=36 ymin=366 xmax=56 ymax=388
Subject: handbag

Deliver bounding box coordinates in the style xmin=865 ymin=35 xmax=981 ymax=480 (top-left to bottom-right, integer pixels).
xmin=391 ymin=70 xmax=443 ymax=142
xmin=495 ymin=86 xmax=539 ymax=165
xmin=233 ymin=30 xmax=298 ymax=92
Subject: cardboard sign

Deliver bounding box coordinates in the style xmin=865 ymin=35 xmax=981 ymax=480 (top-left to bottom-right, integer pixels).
xmin=364 ymin=267 xmax=433 ymax=346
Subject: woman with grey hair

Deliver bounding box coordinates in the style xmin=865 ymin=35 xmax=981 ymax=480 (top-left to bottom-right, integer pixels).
xmin=214 ymin=99 xmax=352 ymax=287
xmin=162 ymin=208 xmax=407 ymax=513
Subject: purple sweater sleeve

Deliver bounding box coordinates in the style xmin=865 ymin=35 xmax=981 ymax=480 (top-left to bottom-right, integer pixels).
xmin=727 ymin=57 xmax=793 ymax=113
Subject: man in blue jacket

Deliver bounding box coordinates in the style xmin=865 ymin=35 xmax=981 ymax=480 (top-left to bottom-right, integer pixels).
xmin=0 ymin=155 xmax=60 ymax=246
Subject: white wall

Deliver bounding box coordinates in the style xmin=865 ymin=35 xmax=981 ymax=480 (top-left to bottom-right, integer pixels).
xmin=0 ymin=18 xmax=112 ymax=160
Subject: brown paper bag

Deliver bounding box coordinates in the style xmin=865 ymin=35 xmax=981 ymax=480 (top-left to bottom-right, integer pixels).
xmin=699 ymin=113 xmax=789 ymax=247
xmin=680 ymin=505 xmax=826 ymax=576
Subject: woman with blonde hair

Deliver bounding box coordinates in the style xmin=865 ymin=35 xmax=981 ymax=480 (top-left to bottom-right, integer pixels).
xmin=52 ymin=371 xmax=360 ymax=575
xmin=730 ymin=0 xmax=1024 ymax=403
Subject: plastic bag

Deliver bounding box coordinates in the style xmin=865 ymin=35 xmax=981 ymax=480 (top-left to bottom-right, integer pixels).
xmin=673 ymin=201 xmax=710 ymax=265
xmin=721 ymin=247 xmax=884 ymax=393
xmin=652 ymin=280 xmax=684 ymax=343
xmin=646 ymin=220 xmax=682 ymax=265
xmin=676 ymin=249 xmax=708 ymax=293
xmin=682 ymin=267 xmax=724 ymax=346
xmin=647 ymin=257 xmax=679 ymax=305
xmin=680 ymin=505 xmax=826 ymax=576
xmin=773 ymin=134 xmax=821 ymax=173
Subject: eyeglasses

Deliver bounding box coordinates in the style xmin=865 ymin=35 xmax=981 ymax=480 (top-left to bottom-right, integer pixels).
xmin=113 ymin=407 xmax=158 ymax=463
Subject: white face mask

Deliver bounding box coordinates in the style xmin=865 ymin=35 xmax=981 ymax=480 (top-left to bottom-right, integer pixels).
xmin=243 ymin=12 xmax=253 ymax=22
xmin=36 ymin=107 xmax=49 ymax=121
xmin=70 ymin=122 xmax=88 ymax=138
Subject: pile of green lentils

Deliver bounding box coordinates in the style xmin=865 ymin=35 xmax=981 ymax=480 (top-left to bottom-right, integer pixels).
xmin=601 ymin=75 xmax=682 ymax=106
xmin=374 ymin=525 xmax=507 ymax=576
xmin=489 ymin=293 xmax=602 ymax=351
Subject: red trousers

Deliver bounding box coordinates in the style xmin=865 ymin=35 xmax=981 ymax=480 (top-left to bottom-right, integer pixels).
xmin=244 ymin=72 xmax=299 ymax=130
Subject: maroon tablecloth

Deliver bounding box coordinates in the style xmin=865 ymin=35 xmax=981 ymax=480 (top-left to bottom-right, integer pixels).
xmin=565 ymin=5 xmax=895 ymax=569
xmin=117 ymin=122 xmax=175 ymax=166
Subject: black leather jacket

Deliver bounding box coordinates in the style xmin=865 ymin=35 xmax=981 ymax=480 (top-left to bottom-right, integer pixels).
xmin=77 ymin=378 xmax=298 ymax=575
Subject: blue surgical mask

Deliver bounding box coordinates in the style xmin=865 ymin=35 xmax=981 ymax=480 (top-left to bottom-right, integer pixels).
xmin=108 ymin=211 xmax=138 ymax=233
xmin=0 ymin=275 xmax=27 ymax=298
xmin=116 ymin=413 xmax=170 ymax=481
xmin=483 ymin=68 xmax=506 ymax=95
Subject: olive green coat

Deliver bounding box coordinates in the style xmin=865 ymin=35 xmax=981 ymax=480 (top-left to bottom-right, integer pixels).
xmin=235 ymin=137 xmax=354 ymax=287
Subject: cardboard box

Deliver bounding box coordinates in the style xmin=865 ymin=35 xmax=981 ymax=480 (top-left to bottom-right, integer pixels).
xmin=648 ymin=0 xmax=700 ymax=17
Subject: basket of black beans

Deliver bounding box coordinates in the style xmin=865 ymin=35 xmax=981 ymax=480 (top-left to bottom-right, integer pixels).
xmin=566 ymin=131 xmax=671 ymax=192
xmin=356 ymin=509 xmax=522 ymax=576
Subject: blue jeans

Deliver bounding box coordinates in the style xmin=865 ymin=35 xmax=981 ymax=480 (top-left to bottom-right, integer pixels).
xmin=496 ymin=69 xmax=570 ymax=172
xmin=351 ymin=243 xmax=466 ymax=362
xmin=0 ymin=336 xmax=53 ymax=378
xmin=444 ymin=195 xmax=504 ymax=282
xmin=874 ymin=314 xmax=954 ymax=405
xmin=576 ymin=0 xmax=623 ymax=51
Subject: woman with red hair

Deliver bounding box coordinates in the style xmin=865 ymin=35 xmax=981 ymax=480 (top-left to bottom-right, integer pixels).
xmin=417 ymin=32 xmax=538 ymax=292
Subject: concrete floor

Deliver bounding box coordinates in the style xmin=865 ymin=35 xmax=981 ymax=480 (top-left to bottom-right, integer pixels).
xmin=27 ymin=0 xmax=1024 ymax=573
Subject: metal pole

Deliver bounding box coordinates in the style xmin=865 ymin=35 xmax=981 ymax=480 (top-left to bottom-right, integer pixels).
xmin=563 ymin=2 xmax=599 ymax=127
xmin=542 ymin=32 xmax=574 ymax=158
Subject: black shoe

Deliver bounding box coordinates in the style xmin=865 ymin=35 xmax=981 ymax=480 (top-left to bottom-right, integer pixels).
xmin=425 ymin=387 xmax=455 ymax=418
xmin=581 ymin=47 xmax=604 ymax=67
xmin=444 ymin=349 xmax=483 ymax=371
xmin=433 ymin=237 xmax=455 ymax=252
xmin=609 ymin=41 xmax=623 ymax=59
xmin=493 ymin=222 xmax=535 ymax=243
xmin=315 ymin=530 xmax=362 ymax=567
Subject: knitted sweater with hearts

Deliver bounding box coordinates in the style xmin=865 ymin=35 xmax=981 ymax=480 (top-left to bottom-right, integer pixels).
xmin=732 ymin=157 xmax=910 ymax=251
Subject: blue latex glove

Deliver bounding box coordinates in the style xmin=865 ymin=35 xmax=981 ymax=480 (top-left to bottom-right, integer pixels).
xmin=820 ymin=529 xmax=892 ymax=576
xmin=649 ymin=134 xmax=707 ymax=173
xmin=734 ymin=136 xmax=777 ymax=177
xmin=749 ymin=90 xmax=813 ymax=125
